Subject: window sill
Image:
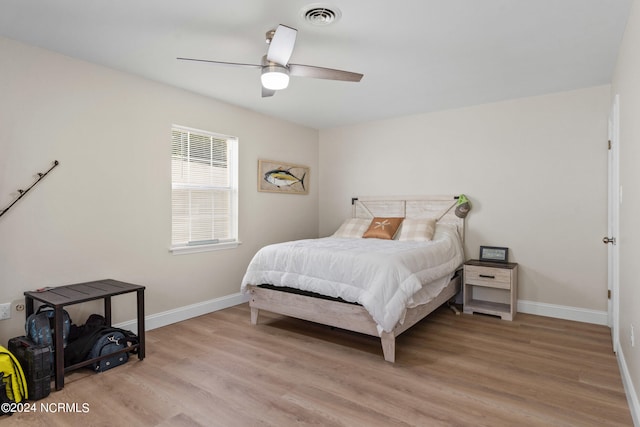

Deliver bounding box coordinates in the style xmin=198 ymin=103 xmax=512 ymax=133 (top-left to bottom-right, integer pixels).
xmin=170 ymin=241 xmax=242 ymax=255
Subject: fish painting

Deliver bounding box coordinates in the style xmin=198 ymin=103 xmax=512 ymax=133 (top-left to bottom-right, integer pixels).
xmin=264 ymin=168 xmax=306 ymax=191
xmin=258 ymin=160 xmax=309 ymax=194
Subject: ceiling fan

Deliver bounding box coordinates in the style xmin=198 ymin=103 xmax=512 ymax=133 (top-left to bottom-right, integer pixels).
xmin=177 ymin=24 xmax=363 ymax=97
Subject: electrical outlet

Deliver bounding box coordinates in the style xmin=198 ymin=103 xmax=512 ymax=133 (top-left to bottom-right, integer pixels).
xmin=0 ymin=303 xmax=10 ymax=320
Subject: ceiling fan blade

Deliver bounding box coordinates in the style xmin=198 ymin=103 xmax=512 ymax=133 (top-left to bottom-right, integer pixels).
xmin=266 ymin=25 xmax=297 ymax=66
xmin=177 ymin=57 xmax=261 ymax=69
xmin=288 ymin=64 xmax=363 ymax=82
xmin=262 ymin=86 xmax=276 ymax=98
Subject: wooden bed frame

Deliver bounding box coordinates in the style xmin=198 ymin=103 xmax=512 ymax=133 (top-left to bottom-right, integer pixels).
xmin=246 ymin=195 xmax=465 ymax=363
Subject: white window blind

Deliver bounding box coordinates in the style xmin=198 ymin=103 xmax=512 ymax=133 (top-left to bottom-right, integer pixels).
xmin=171 ymin=125 xmax=238 ymax=252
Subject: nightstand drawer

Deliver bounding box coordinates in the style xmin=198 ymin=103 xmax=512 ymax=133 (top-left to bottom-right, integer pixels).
xmin=464 ymin=265 xmax=511 ymax=289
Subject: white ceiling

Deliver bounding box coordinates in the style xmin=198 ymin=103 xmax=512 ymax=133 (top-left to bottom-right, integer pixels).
xmin=0 ymin=0 xmax=632 ymax=129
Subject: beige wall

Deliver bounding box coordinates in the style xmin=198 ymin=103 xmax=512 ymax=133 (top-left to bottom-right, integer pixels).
xmin=613 ymin=0 xmax=640 ymax=417
xmin=319 ymin=86 xmax=610 ymax=313
xmin=0 ymin=37 xmax=319 ymax=343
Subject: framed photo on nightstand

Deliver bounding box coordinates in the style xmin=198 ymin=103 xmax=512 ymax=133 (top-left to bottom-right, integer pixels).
xmin=479 ymin=246 xmax=509 ymax=263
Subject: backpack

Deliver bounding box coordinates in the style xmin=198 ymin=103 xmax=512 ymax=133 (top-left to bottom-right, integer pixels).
xmin=0 ymin=345 xmax=28 ymax=405
xmin=64 ymin=314 xmax=108 ymax=367
xmin=0 ymin=377 xmax=13 ymax=416
xmin=26 ymin=305 xmax=72 ymax=349
xmin=64 ymin=315 xmax=138 ymax=371
xmin=86 ymin=329 xmax=130 ymax=372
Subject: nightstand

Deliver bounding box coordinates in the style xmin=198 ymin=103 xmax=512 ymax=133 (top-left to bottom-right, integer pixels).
xmin=463 ymin=260 xmax=518 ymax=320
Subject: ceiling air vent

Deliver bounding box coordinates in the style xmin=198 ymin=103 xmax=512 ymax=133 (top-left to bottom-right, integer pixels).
xmin=302 ymin=5 xmax=341 ymax=26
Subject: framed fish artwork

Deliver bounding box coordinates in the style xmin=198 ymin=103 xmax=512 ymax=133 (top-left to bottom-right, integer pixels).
xmin=258 ymin=159 xmax=309 ymax=195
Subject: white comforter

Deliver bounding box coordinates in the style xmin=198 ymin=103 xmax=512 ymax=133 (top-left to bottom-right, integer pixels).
xmin=240 ymin=224 xmax=464 ymax=333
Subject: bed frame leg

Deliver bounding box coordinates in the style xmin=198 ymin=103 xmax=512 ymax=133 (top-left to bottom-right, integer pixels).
xmin=380 ymin=332 xmax=396 ymax=363
xmin=250 ymin=307 xmax=259 ymax=325
xmin=448 ymin=301 xmax=461 ymax=315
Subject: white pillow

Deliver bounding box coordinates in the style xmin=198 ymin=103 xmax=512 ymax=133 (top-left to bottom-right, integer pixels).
xmin=397 ymin=218 xmax=437 ymax=241
xmin=332 ymin=218 xmax=371 ymax=238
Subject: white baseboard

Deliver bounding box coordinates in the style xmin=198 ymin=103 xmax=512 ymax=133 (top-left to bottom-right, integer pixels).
xmin=114 ymin=292 xmax=250 ymax=332
xmin=517 ymin=299 xmax=608 ymax=325
xmin=617 ymin=347 xmax=640 ymax=426
xmin=116 ymin=295 xmax=606 ymax=332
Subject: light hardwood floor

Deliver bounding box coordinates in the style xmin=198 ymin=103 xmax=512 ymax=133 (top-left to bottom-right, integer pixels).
xmin=5 ymin=303 xmax=633 ymax=426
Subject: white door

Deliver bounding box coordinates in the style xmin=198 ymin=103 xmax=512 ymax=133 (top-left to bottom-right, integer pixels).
xmin=606 ymin=94 xmax=620 ymax=352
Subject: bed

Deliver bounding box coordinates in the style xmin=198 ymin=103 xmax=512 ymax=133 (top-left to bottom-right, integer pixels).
xmin=241 ymin=195 xmax=466 ymax=362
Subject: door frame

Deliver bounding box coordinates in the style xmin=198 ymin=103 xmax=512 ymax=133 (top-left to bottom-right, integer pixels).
xmin=607 ymin=94 xmax=620 ymax=352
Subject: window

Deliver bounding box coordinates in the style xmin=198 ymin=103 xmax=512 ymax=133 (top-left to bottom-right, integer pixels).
xmin=170 ymin=125 xmax=238 ymax=254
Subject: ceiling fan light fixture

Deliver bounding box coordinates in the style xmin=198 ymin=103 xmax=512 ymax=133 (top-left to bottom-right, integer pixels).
xmin=261 ymin=64 xmax=290 ymax=90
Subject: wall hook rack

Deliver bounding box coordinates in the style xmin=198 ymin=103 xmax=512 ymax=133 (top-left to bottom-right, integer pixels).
xmin=0 ymin=160 xmax=60 ymax=219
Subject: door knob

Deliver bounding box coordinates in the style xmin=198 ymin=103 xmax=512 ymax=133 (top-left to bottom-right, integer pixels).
xmin=603 ymin=236 xmax=616 ymax=245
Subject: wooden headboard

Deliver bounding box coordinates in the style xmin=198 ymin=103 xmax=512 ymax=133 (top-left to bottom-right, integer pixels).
xmin=351 ymin=195 xmax=465 ymax=242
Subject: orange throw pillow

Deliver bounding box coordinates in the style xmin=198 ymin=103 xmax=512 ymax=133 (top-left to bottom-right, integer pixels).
xmin=362 ymin=217 xmax=404 ymax=240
